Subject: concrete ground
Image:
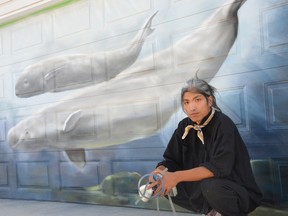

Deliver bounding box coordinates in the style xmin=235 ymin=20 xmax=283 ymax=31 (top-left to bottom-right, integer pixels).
xmin=1 ymin=199 xmax=287 ymax=216
xmin=0 ymin=199 xmax=198 ymax=216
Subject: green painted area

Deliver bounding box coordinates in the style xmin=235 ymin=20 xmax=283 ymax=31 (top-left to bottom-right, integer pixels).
xmin=0 ymin=0 xmax=81 ymax=29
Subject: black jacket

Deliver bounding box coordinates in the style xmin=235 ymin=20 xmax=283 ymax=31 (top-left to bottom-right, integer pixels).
xmin=157 ymin=110 xmax=262 ymax=207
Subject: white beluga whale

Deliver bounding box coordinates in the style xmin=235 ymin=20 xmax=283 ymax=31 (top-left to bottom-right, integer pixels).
xmin=15 ymin=11 xmax=157 ymax=98
xmin=8 ymin=0 xmax=245 ymax=168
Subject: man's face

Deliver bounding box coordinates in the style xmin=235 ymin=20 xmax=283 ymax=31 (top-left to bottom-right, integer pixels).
xmin=182 ymin=91 xmax=212 ymax=124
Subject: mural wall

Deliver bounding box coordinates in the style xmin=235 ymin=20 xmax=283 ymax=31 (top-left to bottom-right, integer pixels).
xmin=0 ymin=0 xmax=287 ymax=213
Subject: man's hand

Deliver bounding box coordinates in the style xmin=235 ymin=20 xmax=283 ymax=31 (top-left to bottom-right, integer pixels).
xmin=148 ymin=167 xmax=178 ymax=196
xmin=160 ymin=171 xmax=178 ymax=196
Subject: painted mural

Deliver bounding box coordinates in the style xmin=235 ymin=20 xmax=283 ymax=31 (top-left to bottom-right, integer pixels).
xmin=0 ymin=0 xmax=287 ymax=215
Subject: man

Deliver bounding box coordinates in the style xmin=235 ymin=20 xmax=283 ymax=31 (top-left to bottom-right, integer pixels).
xmin=150 ymin=78 xmax=262 ymax=216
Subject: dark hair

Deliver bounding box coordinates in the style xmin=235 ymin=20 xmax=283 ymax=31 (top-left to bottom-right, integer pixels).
xmin=181 ymin=78 xmax=221 ymax=111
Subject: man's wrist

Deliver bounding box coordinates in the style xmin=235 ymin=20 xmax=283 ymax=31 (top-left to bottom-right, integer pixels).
xmin=154 ymin=166 xmax=166 ymax=174
xmin=174 ymin=170 xmax=183 ymax=183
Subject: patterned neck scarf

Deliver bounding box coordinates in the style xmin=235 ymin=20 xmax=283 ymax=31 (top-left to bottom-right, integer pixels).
xmin=181 ymin=107 xmax=215 ymax=144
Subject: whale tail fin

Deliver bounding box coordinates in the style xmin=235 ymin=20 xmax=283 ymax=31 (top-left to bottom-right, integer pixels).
xmin=134 ymin=11 xmax=158 ymax=43
xmin=145 ymin=11 xmax=158 ymax=36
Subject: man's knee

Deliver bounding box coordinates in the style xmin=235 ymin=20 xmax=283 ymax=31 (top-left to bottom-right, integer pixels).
xmin=200 ymin=178 xmax=251 ymax=215
xmin=200 ymin=178 xmax=220 ymax=198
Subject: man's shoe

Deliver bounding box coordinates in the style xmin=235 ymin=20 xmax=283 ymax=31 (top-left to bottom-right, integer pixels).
xmin=205 ymin=209 xmax=222 ymax=216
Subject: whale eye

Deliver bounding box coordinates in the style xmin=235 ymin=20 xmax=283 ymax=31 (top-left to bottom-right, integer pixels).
xmin=25 ymin=129 xmax=30 ymax=136
xmin=24 ymin=78 xmax=29 ymax=86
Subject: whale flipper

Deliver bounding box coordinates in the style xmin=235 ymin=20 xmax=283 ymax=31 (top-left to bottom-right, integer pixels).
xmin=63 ymin=110 xmax=82 ymax=133
xmin=65 ymin=148 xmax=86 ymax=168
xmin=44 ymin=64 xmax=67 ymax=81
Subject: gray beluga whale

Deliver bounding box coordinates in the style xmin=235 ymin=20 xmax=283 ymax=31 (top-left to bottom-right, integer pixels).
xmin=15 ymin=11 xmax=157 ymax=98
xmin=171 ymin=0 xmax=245 ymax=78
xmin=7 ymin=83 xmax=180 ymax=168
xmin=123 ymin=0 xmax=245 ymax=82
xmin=8 ymin=0 xmax=245 ymax=169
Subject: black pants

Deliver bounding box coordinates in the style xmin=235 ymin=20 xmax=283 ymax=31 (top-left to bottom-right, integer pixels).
xmin=170 ymin=178 xmax=258 ymax=216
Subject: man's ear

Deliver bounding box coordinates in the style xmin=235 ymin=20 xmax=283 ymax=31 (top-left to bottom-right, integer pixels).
xmin=208 ymin=96 xmax=213 ymax=107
